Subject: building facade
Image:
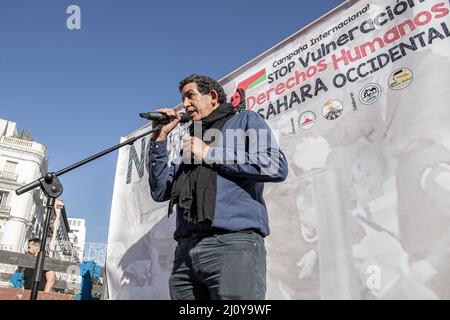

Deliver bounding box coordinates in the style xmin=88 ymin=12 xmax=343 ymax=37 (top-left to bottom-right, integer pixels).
xmin=68 ymin=218 xmax=86 ymax=262
xmin=0 ymin=119 xmax=48 ymax=254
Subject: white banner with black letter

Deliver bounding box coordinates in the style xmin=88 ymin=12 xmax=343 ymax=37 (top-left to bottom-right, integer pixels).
xmin=107 ymin=0 xmax=450 ymax=299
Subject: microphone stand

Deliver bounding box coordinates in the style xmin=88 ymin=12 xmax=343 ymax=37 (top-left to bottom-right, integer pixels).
xmin=15 ymin=126 xmax=159 ymax=300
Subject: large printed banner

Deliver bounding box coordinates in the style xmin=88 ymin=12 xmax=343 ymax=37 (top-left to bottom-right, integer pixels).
xmin=107 ymin=0 xmax=450 ymax=299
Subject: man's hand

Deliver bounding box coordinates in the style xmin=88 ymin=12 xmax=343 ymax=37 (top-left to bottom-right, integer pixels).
xmin=183 ymin=136 xmax=210 ymax=163
xmin=151 ymin=108 xmax=181 ymax=141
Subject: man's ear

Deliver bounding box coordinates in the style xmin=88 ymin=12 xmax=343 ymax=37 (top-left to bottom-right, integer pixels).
xmin=210 ymin=90 xmax=219 ymax=105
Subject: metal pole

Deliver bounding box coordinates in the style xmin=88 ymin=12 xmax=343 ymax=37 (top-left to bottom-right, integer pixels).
xmin=16 ymin=128 xmax=156 ymax=196
xmin=30 ymin=197 xmax=55 ymax=300
xmin=14 ymin=127 xmax=158 ymax=299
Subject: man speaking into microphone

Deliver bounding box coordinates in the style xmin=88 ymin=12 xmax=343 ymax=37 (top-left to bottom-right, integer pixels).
xmin=148 ymin=74 xmax=288 ymax=300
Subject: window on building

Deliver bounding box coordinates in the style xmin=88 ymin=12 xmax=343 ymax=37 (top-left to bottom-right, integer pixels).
xmin=30 ymin=215 xmax=37 ymax=233
xmin=0 ymin=191 xmax=9 ymax=207
xmin=1 ymin=160 xmax=18 ymax=182
xmin=4 ymin=161 xmax=18 ymax=173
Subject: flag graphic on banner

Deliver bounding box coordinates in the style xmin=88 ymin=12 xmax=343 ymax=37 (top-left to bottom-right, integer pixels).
xmin=237 ymin=69 xmax=267 ymax=91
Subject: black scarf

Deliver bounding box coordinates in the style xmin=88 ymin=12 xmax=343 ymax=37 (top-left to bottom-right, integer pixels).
xmin=168 ymin=103 xmax=236 ymax=224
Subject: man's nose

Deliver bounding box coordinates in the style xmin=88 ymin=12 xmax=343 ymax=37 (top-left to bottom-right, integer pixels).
xmin=183 ymin=97 xmax=191 ymax=108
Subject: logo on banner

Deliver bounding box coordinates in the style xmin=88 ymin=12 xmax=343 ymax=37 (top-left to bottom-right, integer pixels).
xmin=388 ymin=68 xmax=413 ymax=90
xmin=322 ymin=100 xmax=343 ymax=120
xmin=299 ymin=111 xmax=316 ymax=129
xmin=359 ymin=83 xmax=382 ymax=105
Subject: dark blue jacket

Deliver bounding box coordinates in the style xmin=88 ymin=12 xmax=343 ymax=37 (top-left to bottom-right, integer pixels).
xmin=148 ymin=110 xmax=288 ymax=239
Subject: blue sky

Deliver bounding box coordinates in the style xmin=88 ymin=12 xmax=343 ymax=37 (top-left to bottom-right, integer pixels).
xmin=0 ymin=0 xmax=342 ymax=243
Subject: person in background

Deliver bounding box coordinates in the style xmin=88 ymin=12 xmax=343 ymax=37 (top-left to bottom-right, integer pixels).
xmin=23 ymin=238 xmax=55 ymax=293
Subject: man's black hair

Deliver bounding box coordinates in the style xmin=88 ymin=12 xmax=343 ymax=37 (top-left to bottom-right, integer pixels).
xmin=28 ymin=238 xmax=41 ymax=245
xmin=179 ymin=74 xmax=227 ymax=104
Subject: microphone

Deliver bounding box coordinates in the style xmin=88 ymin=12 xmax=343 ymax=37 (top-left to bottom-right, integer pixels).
xmin=139 ymin=112 xmax=191 ymax=124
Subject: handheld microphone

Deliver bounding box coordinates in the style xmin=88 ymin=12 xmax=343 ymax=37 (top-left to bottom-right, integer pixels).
xmin=139 ymin=112 xmax=191 ymax=124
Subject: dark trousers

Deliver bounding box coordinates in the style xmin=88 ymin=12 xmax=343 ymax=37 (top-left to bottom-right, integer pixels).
xmin=169 ymin=230 xmax=266 ymax=300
